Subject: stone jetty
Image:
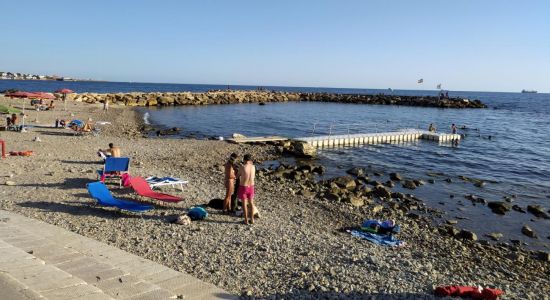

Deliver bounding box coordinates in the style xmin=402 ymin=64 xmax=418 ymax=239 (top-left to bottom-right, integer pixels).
xmin=69 ymin=90 xmax=486 ymax=108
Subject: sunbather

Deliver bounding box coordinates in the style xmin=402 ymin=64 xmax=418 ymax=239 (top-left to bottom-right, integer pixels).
xmin=98 ymin=143 xmax=121 ymax=159
xmin=223 ymin=153 xmax=238 ymax=213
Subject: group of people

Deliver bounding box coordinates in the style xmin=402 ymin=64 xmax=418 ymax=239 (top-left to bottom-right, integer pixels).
xmin=6 ymin=113 xmax=20 ymax=131
xmin=224 ymin=152 xmax=257 ymax=225
xmin=32 ymin=99 xmax=55 ymax=111
xmin=427 ymin=123 xmax=458 ymax=134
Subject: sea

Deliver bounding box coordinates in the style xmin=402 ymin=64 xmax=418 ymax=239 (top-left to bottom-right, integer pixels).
xmin=2 ymin=80 xmax=549 ymax=249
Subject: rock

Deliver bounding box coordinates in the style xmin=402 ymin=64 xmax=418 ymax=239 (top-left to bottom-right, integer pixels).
xmin=174 ymin=215 xmax=191 ymax=226
xmin=348 ymin=196 xmax=365 ymax=207
xmin=402 ymin=180 xmax=417 ymax=190
xmin=527 ymin=205 xmax=550 ymax=219
xmin=428 ymin=179 xmax=435 ymax=184
xmin=521 ymin=225 xmax=537 ymax=238
xmin=537 ymin=251 xmax=550 ymax=262
xmin=457 ymin=230 xmax=478 ymax=241
xmin=389 ymin=172 xmax=402 ymax=181
xmin=474 ymin=181 xmax=486 ymax=188
xmin=384 ymin=180 xmax=395 ymax=188
xmin=292 ymin=141 xmax=317 ymax=158
xmin=407 ymin=212 xmax=420 ymax=220
xmin=445 ymin=178 xmax=452 ymax=183
xmin=324 ymin=193 xmax=340 ymax=202
xmin=512 ymin=205 xmax=526 ymax=213
xmin=346 ymin=167 xmax=365 ymax=177
xmin=372 ymin=205 xmax=384 ymax=214
xmin=232 ymin=133 xmax=246 ymax=139
xmin=333 ymin=176 xmax=356 ymax=190
xmin=506 ymin=253 xmax=525 ymax=263
xmin=485 ymin=232 xmax=503 ymax=241
xmin=372 ymin=185 xmax=391 ymax=198
xmin=446 ymin=220 xmax=458 ymax=225
xmin=488 ymin=201 xmax=512 ymax=215
xmin=5 ymin=181 xmax=16 ymax=186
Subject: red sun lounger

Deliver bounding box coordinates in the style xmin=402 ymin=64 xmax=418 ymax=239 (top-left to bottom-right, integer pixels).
xmin=129 ymin=176 xmax=183 ymax=203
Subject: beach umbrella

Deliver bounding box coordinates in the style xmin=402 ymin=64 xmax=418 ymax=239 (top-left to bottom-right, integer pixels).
xmin=55 ymin=88 xmax=74 ymax=111
xmin=0 ymin=104 xmax=21 ymax=114
xmin=5 ymin=91 xmax=35 ymax=98
xmin=29 ymin=92 xmax=56 ymax=100
xmin=5 ymin=91 xmax=34 ymax=129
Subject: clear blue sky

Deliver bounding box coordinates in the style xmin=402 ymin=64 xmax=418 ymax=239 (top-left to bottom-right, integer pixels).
xmin=1 ymin=0 xmax=548 ymax=92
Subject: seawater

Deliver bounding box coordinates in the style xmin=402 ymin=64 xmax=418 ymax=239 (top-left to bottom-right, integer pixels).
xmin=1 ymin=80 xmax=549 ymax=249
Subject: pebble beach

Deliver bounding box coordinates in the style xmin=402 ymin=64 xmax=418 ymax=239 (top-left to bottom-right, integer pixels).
xmin=0 ymin=95 xmax=549 ymax=299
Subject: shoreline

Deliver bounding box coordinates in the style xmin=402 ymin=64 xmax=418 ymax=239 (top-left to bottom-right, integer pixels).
xmin=0 ymin=96 xmax=548 ymax=299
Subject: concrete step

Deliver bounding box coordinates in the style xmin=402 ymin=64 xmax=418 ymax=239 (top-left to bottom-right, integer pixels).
xmin=0 ymin=210 xmax=237 ymax=300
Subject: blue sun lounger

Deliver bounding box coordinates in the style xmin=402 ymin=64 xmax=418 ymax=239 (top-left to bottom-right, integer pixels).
xmin=87 ymin=181 xmax=152 ymax=212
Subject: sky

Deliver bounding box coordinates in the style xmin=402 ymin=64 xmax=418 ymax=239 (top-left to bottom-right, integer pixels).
xmin=0 ymin=0 xmax=549 ymax=92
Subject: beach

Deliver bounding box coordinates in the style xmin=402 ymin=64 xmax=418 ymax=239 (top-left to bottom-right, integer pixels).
xmin=0 ymin=96 xmax=548 ymax=299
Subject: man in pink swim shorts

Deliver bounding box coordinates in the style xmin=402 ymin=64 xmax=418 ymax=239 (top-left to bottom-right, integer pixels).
xmin=237 ymin=154 xmax=256 ymax=225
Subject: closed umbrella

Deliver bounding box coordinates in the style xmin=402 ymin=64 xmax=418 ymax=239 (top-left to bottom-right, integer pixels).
xmin=55 ymin=88 xmax=74 ymax=111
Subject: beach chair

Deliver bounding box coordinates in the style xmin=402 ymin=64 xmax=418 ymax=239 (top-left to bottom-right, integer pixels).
xmin=129 ymin=176 xmax=183 ymax=203
xmin=97 ymin=157 xmax=130 ymax=188
xmin=87 ymin=181 xmax=152 ymax=212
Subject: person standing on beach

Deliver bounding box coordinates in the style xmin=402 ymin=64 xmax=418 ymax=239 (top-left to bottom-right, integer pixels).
xmin=223 ymin=153 xmax=238 ymax=212
xmin=238 ymin=154 xmax=256 ymax=225
xmin=103 ymin=100 xmax=109 ymax=110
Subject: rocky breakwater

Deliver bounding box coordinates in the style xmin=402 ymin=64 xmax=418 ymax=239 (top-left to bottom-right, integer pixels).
xmin=300 ymin=92 xmax=487 ymax=108
xmin=70 ymin=90 xmax=486 ymax=108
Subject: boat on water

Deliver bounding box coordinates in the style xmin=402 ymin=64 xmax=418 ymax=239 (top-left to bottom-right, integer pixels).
xmin=521 ymin=89 xmax=537 ymax=93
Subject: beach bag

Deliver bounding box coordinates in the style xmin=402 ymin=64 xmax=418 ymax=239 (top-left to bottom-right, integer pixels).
xmin=187 ymin=207 xmax=208 ymax=220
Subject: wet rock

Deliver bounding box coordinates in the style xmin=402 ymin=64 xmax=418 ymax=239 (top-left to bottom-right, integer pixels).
xmin=474 ymin=181 xmax=486 ymax=188
xmin=521 ymin=225 xmax=537 ymax=238
xmin=512 ymin=205 xmax=526 ymax=213
xmin=445 ymin=178 xmax=452 ymax=183
xmin=402 ymin=180 xmax=417 ymax=190
xmin=372 ymin=185 xmax=391 ymax=198
xmin=384 ymin=180 xmax=395 ymax=188
xmin=537 ymin=251 xmax=550 ymax=262
xmin=346 ymin=167 xmax=365 ymax=177
xmin=446 ymin=220 xmax=458 ymax=225
xmin=457 ymin=230 xmax=478 ymax=241
xmin=389 ymin=172 xmax=402 ymax=181
xmin=486 ymin=232 xmax=503 ymax=241
xmin=428 ymin=179 xmax=435 ymax=184
xmin=527 ymin=205 xmax=550 ymax=219
xmin=292 ymin=141 xmax=316 ymax=158
xmin=488 ymin=201 xmax=512 ymax=215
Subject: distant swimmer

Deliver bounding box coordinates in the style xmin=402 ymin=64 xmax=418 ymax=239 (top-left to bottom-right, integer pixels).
xmin=451 ymin=123 xmax=457 ymax=134
xmin=428 ymin=123 xmax=436 ymax=132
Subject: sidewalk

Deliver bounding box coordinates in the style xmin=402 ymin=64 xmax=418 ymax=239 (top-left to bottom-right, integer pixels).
xmin=0 ymin=210 xmax=237 ymax=300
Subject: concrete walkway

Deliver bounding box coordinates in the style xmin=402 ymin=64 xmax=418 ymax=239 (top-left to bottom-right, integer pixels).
xmin=0 ymin=210 xmax=237 ymax=300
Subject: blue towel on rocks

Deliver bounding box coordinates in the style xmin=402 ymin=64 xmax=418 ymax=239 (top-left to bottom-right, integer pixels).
xmin=351 ymin=230 xmax=405 ymax=247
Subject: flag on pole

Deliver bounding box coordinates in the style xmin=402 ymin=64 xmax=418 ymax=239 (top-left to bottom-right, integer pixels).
xmin=437 ymin=83 xmax=442 ymax=89
xmin=417 ymin=78 xmax=424 ymax=84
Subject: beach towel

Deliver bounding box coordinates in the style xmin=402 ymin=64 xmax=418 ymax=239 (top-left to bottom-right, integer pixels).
xmin=187 ymin=207 xmax=208 ymax=220
xmin=361 ymin=219 xmax=401 ymax=235
xmin=350 ymin=230 xmax=405 ymax=247
xmin=434 ymin=285 xmax=504 ymax=300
